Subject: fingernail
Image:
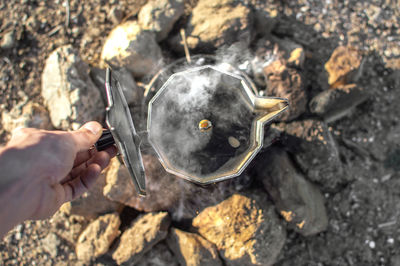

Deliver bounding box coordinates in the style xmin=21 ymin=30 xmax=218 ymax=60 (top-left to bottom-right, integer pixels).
xmin=83 ymin=122 xmax=101 ymax=135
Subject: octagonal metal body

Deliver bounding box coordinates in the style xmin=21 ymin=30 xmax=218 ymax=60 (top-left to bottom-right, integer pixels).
xmin=147 ymin=65 xmax=288 ymax=184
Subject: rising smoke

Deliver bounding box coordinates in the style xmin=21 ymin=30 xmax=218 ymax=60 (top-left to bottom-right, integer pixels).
xmin=148 ymin=62 xmax=256 ymax=179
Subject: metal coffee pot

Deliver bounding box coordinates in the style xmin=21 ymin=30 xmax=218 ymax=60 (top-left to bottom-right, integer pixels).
xmin=95 ymin=59 xmax=288 ymax=196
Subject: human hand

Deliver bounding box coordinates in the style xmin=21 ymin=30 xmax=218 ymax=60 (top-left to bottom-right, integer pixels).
xmin=0 ymin=122 xmax=117 ymax=237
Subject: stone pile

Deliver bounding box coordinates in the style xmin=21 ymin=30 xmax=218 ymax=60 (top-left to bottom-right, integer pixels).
xmin=31 ymin=0 xmax=368 ymax=264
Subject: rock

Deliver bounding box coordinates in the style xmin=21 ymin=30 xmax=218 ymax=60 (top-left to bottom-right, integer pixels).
xmin=276 ymin=119 xmax=348 ymax=191
xmin=49 ymin=211 xmax=89 ymax=244
xmin=90 ymin=67 xmax=143 ymax=106
xmin=1 ymin=102 xmax=51 ymax=133
xmin=104 ymin=155 xmax=182 ymax=212
xmin=76 ymin=213 xmax=121 ymax=262
xmin=41 ymin=233 xmax=60 ymax=258
xmin=254 ymin=148 xmax=328 ymax=236
xmin=263 ymin=59 xmax=306 ymax=121
xmin=103 ymin=157 xmax=139 ymax=207
xmin=138 ymin=0 xmax=185 ymax=42
xmin=274 ymin=38 xmax=305 ymax=69
xmin=0 ymin=30 xmax=16 ymax=49
xmin=167 ymin=228 xmax=222 ymax=266
xmin=325 ymin=46 xmax=364 ymax=88
xmin=61 ymin=169 xmax=122 ymax=219
xmin=112 ymin=212 xmax=171 ymax=265
xmin=183 ymin=0 xmax=252 ymax=51
xmin=253 ymin=7 xmax=278 ymax=36
xmin=104 ymin=154 xmax=252 ymax=221
xmin=137 ymin=242 xmax=179 ymax=266
xmin=26 ymin=16 xmax=40 ymax=32
xmin=41 ymin=45 xmax=104 ymax=130
xmin=101 ymin=21 xmax=163 ymax=78
xmin=192 ymin=192 xmax=286 ymax=266
xmin=309 ymin=84 xmax=369 ymax=123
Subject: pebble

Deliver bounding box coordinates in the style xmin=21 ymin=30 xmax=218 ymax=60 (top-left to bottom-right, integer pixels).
xmin=368 ymin=240 xmax=376 ymax=249
xmin=0 ymin=30 xmax=16 ymax=49
xmin=15 ymin=232 xmax=22 ymax=241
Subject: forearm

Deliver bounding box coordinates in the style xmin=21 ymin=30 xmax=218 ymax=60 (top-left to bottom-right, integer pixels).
xmin=0 ymin=146 xmax=36 ymax=238
xmin=0 ymin=122 xmax=110 ymax=237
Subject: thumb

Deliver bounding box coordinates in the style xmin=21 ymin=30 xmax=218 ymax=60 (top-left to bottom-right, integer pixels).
xmin=68 ymin=121 xmax=103 ymax=152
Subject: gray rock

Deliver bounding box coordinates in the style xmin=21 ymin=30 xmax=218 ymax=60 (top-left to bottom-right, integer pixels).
xmin=61 ymin=169 xmax=122 ymax=219
xmin=112 ymin=212 xmax=171 ymax=265
xmin=41 ymin=45 xmax=104 ymax=130
xmin=309 ymin=84 xmax=369 ymax=123
xmin=183 ymin=0 xmax=253 ymax=51
xmin=253 ymin=8 xmax=278 ymax=37
xmin=137 ymin=242 xmax=179 ymax=266
xmin=167 ymin=228 xmax=222 ymax=266
xmin=192 ymin=191 xmax=286 ymax=266
xmin=101 ymin=21 xmax=163 ymax=78
xmin=276 ymin=119 xmax=348 ymax=191
xmin=1 ymin=101 xmax=51 ymax=133
xmin=0 ymin=30 xmax=16 ymax=49
xmin=254 ymin=147 xmax=328 ymax=236
xmin=76 ymin=213 xmax=121 ymax=262
xmin=263 ymin=59 xmax=306 ymax=121
xmin=138 ymin=0 xmax=185 ymax=42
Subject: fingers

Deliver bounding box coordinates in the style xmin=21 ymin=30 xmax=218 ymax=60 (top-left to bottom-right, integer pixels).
xmin=62 ymin=146 xmax=115 ymax=201
xmin=73 ymin=145 xmax=117 ymax=167
xmin=67 ymin=122 xmax=103 ymax=153
xmin=73 ymin=148 xmax=96 ymax=168
xmin=69 ymin=150 xmax=112 ymax=179
xmin=63 ymin=164 xmax=102 ymax=202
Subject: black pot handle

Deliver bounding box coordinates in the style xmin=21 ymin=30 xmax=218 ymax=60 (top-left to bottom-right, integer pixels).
xmin=95 ymin=129 xmax=115 ymax=151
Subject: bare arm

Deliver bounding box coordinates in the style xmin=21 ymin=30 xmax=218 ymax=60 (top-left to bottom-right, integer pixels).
xmin=0 ymin=122 xmax=117 ymax=238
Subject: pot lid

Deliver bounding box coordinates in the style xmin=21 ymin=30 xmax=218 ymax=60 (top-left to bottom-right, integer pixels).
xmin=147 ymin=65 xmax=288 ymax=184
xmin=105 ymin=68 xmax=146 ymax=196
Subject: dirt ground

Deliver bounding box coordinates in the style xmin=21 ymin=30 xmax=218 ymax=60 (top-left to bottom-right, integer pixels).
xmin=0 ymin=0 xmax=399 ymax=265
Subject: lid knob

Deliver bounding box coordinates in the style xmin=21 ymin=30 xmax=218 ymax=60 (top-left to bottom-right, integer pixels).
xmin=198 ymin=119 xmax=213 ymax=132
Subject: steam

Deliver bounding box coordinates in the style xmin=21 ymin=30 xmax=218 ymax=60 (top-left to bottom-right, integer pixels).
xmin=150 ymin=68 xmax=222 ymax=158
xmin=148 ymin=59 xmax=255 ymax=178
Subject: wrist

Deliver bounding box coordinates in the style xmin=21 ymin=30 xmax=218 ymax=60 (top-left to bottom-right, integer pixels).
xmin=0 ymin=146 xmax=34 ymax=238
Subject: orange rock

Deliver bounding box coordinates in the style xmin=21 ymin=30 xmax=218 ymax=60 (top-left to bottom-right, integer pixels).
xmin=193 ymin=192 xmax=286 ymax=266
xmin=167 ymin=228 xmax=222 ymax=266
xmin=325 ymin=46 xmax=363 ymax=88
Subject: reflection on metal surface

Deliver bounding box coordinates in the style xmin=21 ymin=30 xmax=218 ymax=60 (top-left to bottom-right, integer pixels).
xmin=105 ymin=68 xmax=146 ymax=196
